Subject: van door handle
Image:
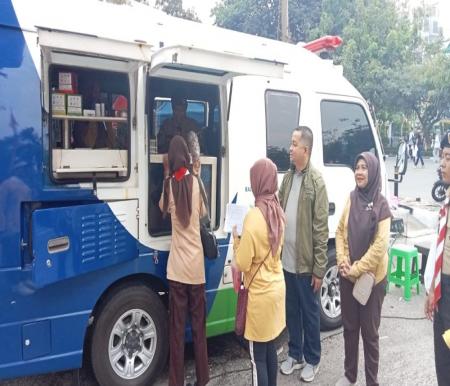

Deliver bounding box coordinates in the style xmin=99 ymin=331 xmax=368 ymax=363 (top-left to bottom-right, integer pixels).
xmin=328 ymin=203 xmax=335 ymax=216
xmin=47 ymin=236 xmax=70 ymax=254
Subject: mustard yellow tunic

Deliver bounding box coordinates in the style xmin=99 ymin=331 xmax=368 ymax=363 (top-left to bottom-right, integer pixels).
xmin=233 ymin=208 xmax=286 ymax=342
xmin=336 ymin=198 xmax=391 ymax=285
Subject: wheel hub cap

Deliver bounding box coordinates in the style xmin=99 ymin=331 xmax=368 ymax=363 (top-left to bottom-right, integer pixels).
xmin=321 ymin=265 xmax=341 ymax=319
xmin=108 ymin=309 xmax=157 ymax=380
xmin=124 ymin=329 xmax=142 ymax=355
xmin=328 ymin=282 xmax=336 ymax=297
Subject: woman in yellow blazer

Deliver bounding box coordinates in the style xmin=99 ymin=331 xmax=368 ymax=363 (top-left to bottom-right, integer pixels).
xmin=233 ymin=158 xmax=286 ymax=386
xmin=335 ymin=152 xmax=391 ymax=386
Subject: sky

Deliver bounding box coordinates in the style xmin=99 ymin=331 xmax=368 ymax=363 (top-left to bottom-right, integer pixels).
xmin=183 ymin=0 xmax=218 ymax=23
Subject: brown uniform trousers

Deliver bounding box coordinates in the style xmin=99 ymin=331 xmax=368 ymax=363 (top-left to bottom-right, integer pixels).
xmin=168 ymin=280 xmax=209 ymax=386
xmin=340 ymin=276 xmax=386 ymax=386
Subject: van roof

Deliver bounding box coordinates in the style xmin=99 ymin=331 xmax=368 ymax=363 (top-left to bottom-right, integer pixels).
xmin=6 ymin=0 xmax=362 ymax=98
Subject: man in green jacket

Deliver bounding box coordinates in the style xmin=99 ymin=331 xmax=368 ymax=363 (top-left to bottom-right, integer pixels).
xmin=279 ymin=126 xmax=329 ymax=383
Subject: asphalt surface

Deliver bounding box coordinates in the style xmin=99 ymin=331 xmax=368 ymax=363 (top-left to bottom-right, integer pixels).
xmin=385 ymin=155 xmax=438 ymax=203
xmin=1 ymin=156 xmax=440 ymax=386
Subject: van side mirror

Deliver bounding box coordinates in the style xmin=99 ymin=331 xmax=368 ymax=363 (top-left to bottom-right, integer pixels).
xmin=395 ymin=142 xmax=408 ymax=176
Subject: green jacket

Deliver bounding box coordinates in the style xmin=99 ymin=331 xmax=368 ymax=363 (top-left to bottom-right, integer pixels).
xmin=279 ymin=162 xmax=329 ymax=278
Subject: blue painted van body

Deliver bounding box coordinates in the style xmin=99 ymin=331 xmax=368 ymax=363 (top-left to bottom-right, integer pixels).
xmin=0 ymin=1 xmax=228 ymax=380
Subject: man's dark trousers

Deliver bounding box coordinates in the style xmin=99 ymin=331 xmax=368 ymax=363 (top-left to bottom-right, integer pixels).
xmin=284 ymin=270 xmax=321 ymax=365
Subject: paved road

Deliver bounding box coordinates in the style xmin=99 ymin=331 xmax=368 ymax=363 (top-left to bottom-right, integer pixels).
xmin=385 ymin=155 xmax=438 ymax=202
xmin=2 ymin=155 xmax=440 ymax=386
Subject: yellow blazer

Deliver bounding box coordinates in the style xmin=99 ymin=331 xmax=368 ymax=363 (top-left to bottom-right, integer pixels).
xmin=233 ymin=208 xmax=286 ymax=342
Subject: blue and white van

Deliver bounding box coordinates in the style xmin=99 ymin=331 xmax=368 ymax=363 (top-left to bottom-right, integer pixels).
xmin=0 ymin=0 xmax=387 ymax=384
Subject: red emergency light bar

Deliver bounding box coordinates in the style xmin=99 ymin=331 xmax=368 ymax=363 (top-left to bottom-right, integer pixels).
xmin=303 ymin=35 xmax=343 ymax=53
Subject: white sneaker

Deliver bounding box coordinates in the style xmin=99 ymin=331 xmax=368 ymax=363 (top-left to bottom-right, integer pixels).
xmin=335 ymin=375 xmax=355 ymax=386
xmin=280 ymin=356 xmax=304 ymax=375
xmin=300 ymin=363 xmax=320 ymax=382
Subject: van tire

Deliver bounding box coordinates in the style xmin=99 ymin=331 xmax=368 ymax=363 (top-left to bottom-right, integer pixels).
xmin=319 ymin=249 xmax=342 ymax=331
xmin=91 ymin=284 xmax=168 ymax=386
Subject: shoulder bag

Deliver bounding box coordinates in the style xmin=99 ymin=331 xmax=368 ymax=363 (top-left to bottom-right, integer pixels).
xmin=196 ymin=176 xmax=219 ymax=259
xmin=235 ymin=249 xmax=271 ymax=336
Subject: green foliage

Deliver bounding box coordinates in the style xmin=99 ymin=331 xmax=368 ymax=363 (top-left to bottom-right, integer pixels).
xmin=319 ymin=1 xmax=420 ymax=114
xmin=212 ymin=0 xmax=280 ymax=39
xmin=155 ymin=0 xmax=200 ymax=22
xmin=212 ymin=0 xmax=321 ymax=42
xmin=388 ymin=54 xmax=450 ymax=136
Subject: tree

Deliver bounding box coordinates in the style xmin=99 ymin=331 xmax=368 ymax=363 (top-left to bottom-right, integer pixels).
xmin=329 ymin=1 xmax=420 ymax=109
xmin=312 ymin=0 xmax=427 ymax=144
xmin=212 ymin=0 xmax=322 ymax=42
xmin=155 ymin=0 xmax=200 ymax=22
xmin=388 ymin=54 xmax=450 ymax=137
xmin=213 ymin=0 xmax=280 ymax=39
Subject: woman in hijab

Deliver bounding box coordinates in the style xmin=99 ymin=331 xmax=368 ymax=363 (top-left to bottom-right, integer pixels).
xmin=335 ymin=152 xmax=392 ymax=386
xmin=232 ymin=158 xmax=286 ymax=386
xmin=159 ymin=135 xmax=209 ymax=386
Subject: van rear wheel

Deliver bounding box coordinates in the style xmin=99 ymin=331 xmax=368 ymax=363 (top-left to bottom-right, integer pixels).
xmin=91 ymin=284 xmax=168 ymax=386
xmin=319 ymin=249 xmax=342 ymax=331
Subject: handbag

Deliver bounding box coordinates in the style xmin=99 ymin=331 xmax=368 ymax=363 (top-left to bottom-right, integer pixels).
xmin=197 ymin=176 xmax=219 ymax=259
xmin=235 ymin=249 xmax=271 ymax=336
xmin=352 ymin=272 xmax=375 ymax=306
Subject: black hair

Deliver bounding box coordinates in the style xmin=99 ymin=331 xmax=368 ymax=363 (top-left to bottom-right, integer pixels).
xmin=294 ymin=126 xmax=313 ymax=151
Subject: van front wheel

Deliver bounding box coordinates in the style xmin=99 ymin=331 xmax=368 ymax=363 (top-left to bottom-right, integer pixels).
xmin=91 ymin=284 xmax=168 ymax=386
xmin=319 ymin=250 xmax=342 ymax=331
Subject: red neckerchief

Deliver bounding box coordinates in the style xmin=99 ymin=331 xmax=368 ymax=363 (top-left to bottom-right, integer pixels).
xmin=173 ymin=167 xmax=188 ymax=181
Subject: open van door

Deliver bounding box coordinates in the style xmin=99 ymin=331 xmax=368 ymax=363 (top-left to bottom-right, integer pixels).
xmin=144 ymin=44 xmax=286 ymax=304
xmin=148 ymin=44 xmax=286 ymax=81
xmin=145 ymin=43 xmax=286 ymax=236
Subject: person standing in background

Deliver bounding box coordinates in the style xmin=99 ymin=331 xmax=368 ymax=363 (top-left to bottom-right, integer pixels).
xmin=278 ymin=126 xmax=329 ymax=383
xmin=415 ymin=131 xmax=425 ymax=168
xmin=433 ymin=131 xmax=441 ymax=163
xmin=157 ymin=95 xmax=199 ymax=154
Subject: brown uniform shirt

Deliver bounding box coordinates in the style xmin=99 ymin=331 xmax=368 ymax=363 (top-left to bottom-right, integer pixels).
xmin=159 ymin=177 xmax=207 ymax=284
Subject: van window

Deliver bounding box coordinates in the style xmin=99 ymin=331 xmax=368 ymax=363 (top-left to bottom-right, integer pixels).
xmin=265 ymin=90 xmax=300 ymax=171
xmin=49 ymin=66 xmax=130 ymax=181
xmin=321 ymin=101 xmax=376 ymax=167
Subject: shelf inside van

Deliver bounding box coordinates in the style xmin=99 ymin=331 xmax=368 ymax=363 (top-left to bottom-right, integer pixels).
xmin=52 ymin=115 xmax=127 ymax=122
xmin=52 ymin=149 xmax=128 ymax=177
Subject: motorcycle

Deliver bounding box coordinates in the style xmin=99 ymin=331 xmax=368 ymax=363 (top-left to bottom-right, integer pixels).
xmin=432 ymin=168 xmax=449 ymax=202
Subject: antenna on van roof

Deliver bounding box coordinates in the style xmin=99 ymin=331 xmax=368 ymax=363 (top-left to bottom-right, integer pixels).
xmin=300 ymin=35 xmax=343 ymax=55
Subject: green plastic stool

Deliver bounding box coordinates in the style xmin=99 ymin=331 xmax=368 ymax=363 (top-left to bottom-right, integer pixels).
xmin=387 ymin=244 xmax=420 ymax=301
